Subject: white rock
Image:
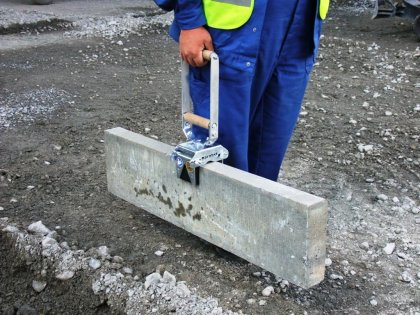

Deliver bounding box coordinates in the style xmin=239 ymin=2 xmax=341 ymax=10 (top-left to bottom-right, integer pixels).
xmin=259 ymin=300 xmax=267 ymax=306
xmin=360 ymin=242 xmax=370 ymax=250
xmin=385 ymin=111 xmax=392 ymax=116
xmin=370 ymin=299 xmax=378 ymax=306
xmin=122 ymin=267 xmax=133 ymax=274
xmin=392 ymin=197 xmax=400 ymax=203
xmin=325 ymin=258 xmax=332 ymax=266
xmin=399 ymin=271 xmax=412 ymax=283
xmin=246 ymin=298 xmax=256 ymax=305
xmin=176 ymin=282 xmax=191 ymax=298
xmin=32 ymin=280 xmax=47 ymax=292
xmin=89 ymin=258 xmax=101 ymax=270
xmin=10 ymin=198 xmax=18 ymax=203
xmin=60 ymin=242 xmax=70 ymax=250
xmin=112 ymin=255 xmax=124 ymax=263
xmin=42 ymin=237 xmax=58 ymax=249
xmin=117 ymin=40 xmax=123 ymax=46
xmin=56 ymin=270 xmax=75 ymax=281
xmin=279 ymin=280 xmax=289 ymax=289
xmin=329 ymin=274 xmax=344 ymax=280
xmin=416 ymin=272 xmax=420 ymax=280
xmin=261 ymin=286 xmax=274 ymax=297
xmin=412 ymin=207 xmax=420 ymax=214
xmin=144 ymin=272 xmax=162 ymax=289
xmin=154 ymin=250 xmax=164 ymax=257
xmin=28 ymin=221 xmax=51 ymax=236
xmin=358 ymin=144 xmax=373 ymax=153
xmin=47 ymin=231 xmax=58 ymax=239
xmin=97 ymin=246 xmax=110 ymax=258
xmin=144 ymin=127 xmax=151 ymax=133
xmin=0 ymin=206 xmax=4 ymax=211
xmin=376 ymin=194 xmax=388 ymax=201
xmin=162 ymin=271 xmax=176 ymax=285
xmin=383 ymin=243 xmax=395 ymax=255
xmin=2 ymin=225 xmax=18 ymax=233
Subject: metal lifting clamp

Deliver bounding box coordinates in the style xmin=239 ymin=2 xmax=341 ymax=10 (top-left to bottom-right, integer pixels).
xmin=171 ymin=50 xmax=229 ymax=185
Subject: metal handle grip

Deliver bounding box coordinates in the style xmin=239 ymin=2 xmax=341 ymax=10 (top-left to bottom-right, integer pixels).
xmin=181 ymin=50 xmax=219 ymax=146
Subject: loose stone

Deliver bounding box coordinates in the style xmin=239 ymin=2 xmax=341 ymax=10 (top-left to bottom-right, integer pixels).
xmin=32 ymin=280 xmax=47 ymax=293
xmin=383 ymin=243 xmax=396 ymax=255
xmin=144 ymin=272 xmax=162 ymax=289
xmin=28 ymin=221 xmax=51 ymax=236
xmin=89 ymin=258 xmax=101 ymax=270
xmin=56 ymin=270 xmax=75 ymax=281
xmin=154 ymin=250 xmax=164 ymax=257
xmin=2 ymin=225 xmax=19 ymax=233
xmin=376 ymin=194 xmax=388 ymax=201
xmin=360 ymin=242 xmax=369 ymax=250
xmin=162 ymin=271 xmax=176 ymax=285
xmin=330 ymin=274 xmax=344 ymax=280
xmin=370 ymin=299 xmax=378 ymax=306
xmin=325 ymin=258 xmax=332 ymax=266
xmin=246 ymin=298 xmax=256 ymax=305
xmin=399 ymin=271 xmax=412 ymax=283
xmin=97 ymin=246 xmax=110 ymax=258
xmin=261 ymin=286 xmax=274 ymax=297
xmin=112 ymin=255 xmax=124 ymax=263
xmin=122 ymin=267 xmax=133 ymax=274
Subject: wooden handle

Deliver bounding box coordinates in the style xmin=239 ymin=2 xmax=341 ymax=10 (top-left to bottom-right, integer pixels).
xmin=202 ymin=50 xmax=213 ymax=61
xmin=183 ymin=112 xmax=210 ymax=129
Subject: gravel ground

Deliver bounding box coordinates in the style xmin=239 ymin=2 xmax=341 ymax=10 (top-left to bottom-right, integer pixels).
xmin=0 ymin=219 xmax=241 ymax=314
xmin=0 ymin=0 xmax=419 ymax=314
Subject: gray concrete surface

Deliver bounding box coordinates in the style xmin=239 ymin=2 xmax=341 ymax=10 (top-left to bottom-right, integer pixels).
xmin=0 ymin=0 xmax=156 ymax=20
xmin=105 ymin=127 xmax=328 ymax=289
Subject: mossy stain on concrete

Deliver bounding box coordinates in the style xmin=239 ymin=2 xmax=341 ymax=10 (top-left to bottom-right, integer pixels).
xmin=192 ymin=213 xmax=202 ymax=221
xmin=174 ymin=202 xmax=193 ymax=218
xmin=134 ymin=187 xmax=173 ymax=209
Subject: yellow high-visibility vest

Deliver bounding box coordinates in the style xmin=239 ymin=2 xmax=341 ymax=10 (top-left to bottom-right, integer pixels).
xmin=202 ymin=0 xmax=329 ymax=30
xmin=319 ymin=0 xmax=329 ymax=19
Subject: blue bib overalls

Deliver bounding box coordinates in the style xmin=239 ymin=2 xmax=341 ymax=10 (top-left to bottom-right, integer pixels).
xmin=156 ymin=0 xmax=323 ymax=181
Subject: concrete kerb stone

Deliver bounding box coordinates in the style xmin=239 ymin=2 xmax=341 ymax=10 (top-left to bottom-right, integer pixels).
xmin=105 ymin=127 xmax=328 ymax=288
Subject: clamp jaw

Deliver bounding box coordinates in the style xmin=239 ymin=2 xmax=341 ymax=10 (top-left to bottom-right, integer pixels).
xmin=172 ymin=51 xmax=229 ymax=185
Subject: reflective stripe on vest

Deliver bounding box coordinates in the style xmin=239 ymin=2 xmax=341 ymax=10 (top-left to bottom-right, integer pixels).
xmin=319 ymin=0 xmax=329 ymax=20
xmin=202 ymin=0 xmax=329 ymax=30
xmin=203 ymin=0 xmax=254 ymax=30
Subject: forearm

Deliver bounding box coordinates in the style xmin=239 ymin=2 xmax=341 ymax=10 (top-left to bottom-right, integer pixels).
xmin=174 ymin=0 xmax=206 ymax=30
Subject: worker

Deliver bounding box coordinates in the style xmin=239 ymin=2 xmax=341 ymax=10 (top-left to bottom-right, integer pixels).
xmin=153 ymin=0 xmax=329 ymax=181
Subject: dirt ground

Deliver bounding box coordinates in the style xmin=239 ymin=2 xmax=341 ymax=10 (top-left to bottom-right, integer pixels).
xmin=0 ymin=1 xmax=419 ymax=314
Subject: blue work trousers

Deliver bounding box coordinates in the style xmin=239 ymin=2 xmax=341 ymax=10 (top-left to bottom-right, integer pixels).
xmin=189 ymin=0 xmax=322 ymax=181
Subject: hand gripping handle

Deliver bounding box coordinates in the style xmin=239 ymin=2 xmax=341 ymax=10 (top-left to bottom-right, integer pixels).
xmin=181 ymin=50 xmax=219 ymax=146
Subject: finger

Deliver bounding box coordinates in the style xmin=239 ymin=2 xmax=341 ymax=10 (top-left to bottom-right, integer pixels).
xmin=193 ymin=55 xmax=205 ymax=67
xmin=186 ymin=56 xmax=197 ymax=67
xmin=205 ymin=39 xmax=214 ymax=53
